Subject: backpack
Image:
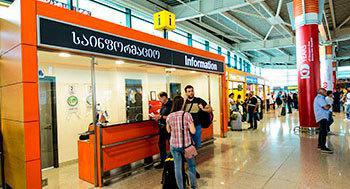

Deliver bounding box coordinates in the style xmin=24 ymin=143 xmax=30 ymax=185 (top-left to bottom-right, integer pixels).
xmin=161 ymin=154 xmax=188 ymax=189
xmin=187 ymin=99 xmax=213 ymax=128
xmin=276 ymin=97 xmax=282 ymax=105
xmin=199 ymin=111 xmax=214 ymax=128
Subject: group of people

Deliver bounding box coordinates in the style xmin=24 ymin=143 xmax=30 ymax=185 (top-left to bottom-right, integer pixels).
xmin=228 ymin=91 xmax=264 ymax=130
xmin=154 ymin=85 xmax=212 ymax=189
xmin=267 ymin=91 xmax=299 ymax=116
xmin=333 ymin=87 xmax=350 ymax=119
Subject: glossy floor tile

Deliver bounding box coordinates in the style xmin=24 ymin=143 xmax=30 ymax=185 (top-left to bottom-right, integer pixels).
xmin=42 ymin=110 xmax=350 ymax=189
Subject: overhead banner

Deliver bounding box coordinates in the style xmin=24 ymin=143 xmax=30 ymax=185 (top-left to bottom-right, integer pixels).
xmin=38 ymin=17 xmax=224 ymax=74
xmin=246 ymin=76 xmax=258 ymax=84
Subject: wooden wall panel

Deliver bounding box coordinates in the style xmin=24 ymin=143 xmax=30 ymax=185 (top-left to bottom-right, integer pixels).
xmin=1 ymin=83 xmax=24 ymax=121
xmin=0 ymin=45 xmax=22 ymax=87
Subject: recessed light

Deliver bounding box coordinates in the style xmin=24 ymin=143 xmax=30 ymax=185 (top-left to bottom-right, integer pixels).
xmin=115 ymin=60 xmax=124 ymax=65
xmin=58 ymin=52 xmax=71 ymax=57
xmin=190 ymin=71 xmax=197 ymax=73
xmin=165 ymin=68 xmax=176 ymax=72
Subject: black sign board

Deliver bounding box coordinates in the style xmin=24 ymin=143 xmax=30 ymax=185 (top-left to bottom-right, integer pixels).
xmin=38 ymin=17 xmax=224 ymax=74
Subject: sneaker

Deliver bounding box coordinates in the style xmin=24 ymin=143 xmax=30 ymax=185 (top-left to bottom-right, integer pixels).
xmin=328 ymin=131 xmax=336 ymax=135
xmin=247 ymin=127 xmax=253 ymax=130
xmin=154 ymin=163 xmax=164 ymax=169
xmin=320 ymin=148 xmax=333 ymax=154
xmin=196 ymin=171 xmax=201 ymax=179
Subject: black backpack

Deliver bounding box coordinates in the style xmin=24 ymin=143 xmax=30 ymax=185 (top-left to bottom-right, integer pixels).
xmin=188 ymin=99 xmax=213 ymax=129
xmin=161 ymin=154 xmax=188 ymax=189
xmin=199 ymin=111 xmax=213 ymax=128
xmin=276 ymin=97 xmax=282 ymax=105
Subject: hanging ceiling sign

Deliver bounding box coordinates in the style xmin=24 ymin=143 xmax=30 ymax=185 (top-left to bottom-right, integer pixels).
xmin=38 ymin=17 xmax=224 ymax=74
xmin=228 ymin=73 xmax=245 ymax=82
xmin=246 ymin=76 xmax=258 ymax=84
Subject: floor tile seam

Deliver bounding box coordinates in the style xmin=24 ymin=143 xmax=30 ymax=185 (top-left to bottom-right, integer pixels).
xmin=261 ymin=147 xmax=297 ymax=188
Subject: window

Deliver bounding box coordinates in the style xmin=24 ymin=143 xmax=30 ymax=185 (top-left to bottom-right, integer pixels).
xmin=78 ymin=0 xmax=126 ymax=26
xmin=192 ymin=34 xmax=206 ymax=50
xmin=233 ymin=54 xmax=238 ymax=69
xmin=168 ymin=31 xmax=188 ymax=45
xmin=131 ymin=16 xmax=163 ymax=37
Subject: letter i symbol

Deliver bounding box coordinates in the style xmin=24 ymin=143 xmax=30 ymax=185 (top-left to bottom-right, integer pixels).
xmin=169 ymin=15 xmax=172 ymax=26
xmin=158 ymin=15 xmax=161 ymax=26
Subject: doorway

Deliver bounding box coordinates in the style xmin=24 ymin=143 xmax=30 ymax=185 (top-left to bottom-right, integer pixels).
xmin=39 ymin=76 xmax=59 ymax=169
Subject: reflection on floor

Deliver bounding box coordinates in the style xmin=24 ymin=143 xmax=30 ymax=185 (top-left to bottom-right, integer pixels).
xmin=43 ymin=110 xmax=350 ymax=189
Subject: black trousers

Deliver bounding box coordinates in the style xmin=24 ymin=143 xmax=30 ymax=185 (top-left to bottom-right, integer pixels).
xmin=287 ymin=103 xmax=292 ymax=113
xmin=248 ymin=112 xmax=258 ymax=129
xmin=266 ymin=100 xmax=270 ymax=111
xmin=318 ymin=119 xmax=328 ymax=149
xmin=158 ymin=126 xmax=169 ymax=164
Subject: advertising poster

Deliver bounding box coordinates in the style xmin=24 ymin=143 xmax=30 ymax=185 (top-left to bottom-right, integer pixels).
xmin=170 ymin=83 xmax=181 ymax=99
xmin=125 ymin=79 xmax=143 ymax=123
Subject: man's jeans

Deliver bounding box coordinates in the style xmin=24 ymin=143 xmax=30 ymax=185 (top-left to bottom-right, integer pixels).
xmin=346 ymin=104 xmax=350 ymax=119
xmin=170 ymin=147 xmax=197 ymax=189
xmin=192 ymin=124 xmax=202 ymax=148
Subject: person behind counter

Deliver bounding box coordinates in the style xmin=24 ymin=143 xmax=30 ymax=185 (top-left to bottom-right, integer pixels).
xmin=154 ymin=92 xmax=172 ymax=169
xmin=166 ymin=96 xmax=197 ymax=189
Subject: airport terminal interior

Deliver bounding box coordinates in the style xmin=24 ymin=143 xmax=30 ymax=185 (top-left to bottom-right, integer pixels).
xmin=1 ymin=0 xmax=350 ymax=188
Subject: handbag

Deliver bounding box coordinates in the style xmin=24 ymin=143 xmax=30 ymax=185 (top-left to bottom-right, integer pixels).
xmin=182 ymin=112 xmax=198 ymax=159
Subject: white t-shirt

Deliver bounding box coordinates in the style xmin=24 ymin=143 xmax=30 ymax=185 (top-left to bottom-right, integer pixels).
xmin=345 ymin=93 xmax=350 ymax=105
xmin=325 ymin=96 xmax=334 ymax=112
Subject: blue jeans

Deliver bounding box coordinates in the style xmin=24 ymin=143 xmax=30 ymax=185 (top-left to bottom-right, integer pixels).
xmin=346 ymin=104 xmax=350 ymax=119
xmin=192 ymin=124 xmax=202 ymax=148
xmin=170 ymin=147 xmax=197 ymax=189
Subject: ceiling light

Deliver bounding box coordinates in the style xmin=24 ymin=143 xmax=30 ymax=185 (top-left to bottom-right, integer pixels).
xmin=115 ymin=60 xmax=124 ymax=65
xmin=165 ymin=68 xmax=176 ymax=72
xmin=190 ymin=71 xmax=197 ymax=73
xmin=58 ymin=52 xmax=71 ymax=57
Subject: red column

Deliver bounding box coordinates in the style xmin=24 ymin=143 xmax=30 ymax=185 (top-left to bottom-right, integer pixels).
xmin=294 ymin=0 xmax=320 ymax=128
xmin=332 ymin=61 xmax=337 ymax=91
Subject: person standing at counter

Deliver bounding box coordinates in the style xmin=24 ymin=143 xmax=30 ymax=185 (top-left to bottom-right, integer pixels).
xmin=184 ymin=85 xmax=212 ymax=149
xmin=154 ymin=92 xmax=172 ymax=169
xmin=184 ymin=85 xmax=212 ymax=179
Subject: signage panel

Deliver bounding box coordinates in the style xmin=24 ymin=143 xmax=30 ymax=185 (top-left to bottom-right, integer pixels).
xmin=246 ymin=76 xmax=258 ymax=84
xmin=38 ymin=17 xmax=224 ymax=73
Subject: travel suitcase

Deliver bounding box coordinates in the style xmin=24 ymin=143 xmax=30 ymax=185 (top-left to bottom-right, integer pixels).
xmin=230 ymin=112 xmax=242 ymax=131
xmin=161 ymin=154 xmax=188 ymax=189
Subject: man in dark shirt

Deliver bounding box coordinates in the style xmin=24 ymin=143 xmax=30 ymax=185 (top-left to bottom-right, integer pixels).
xmin=154 ymin=92 xmax=172 ymax=169
xmin=247 ymin=92 xmax=258 ymax=130
xmin=184 ymin=85 xmax=212 ymax=148
xmin=184 ymin=85 xmax=212 ymax=179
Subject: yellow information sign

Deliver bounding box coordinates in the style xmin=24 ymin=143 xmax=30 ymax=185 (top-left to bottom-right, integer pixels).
xmin=153 ymin=10 xmax=176 ymax=31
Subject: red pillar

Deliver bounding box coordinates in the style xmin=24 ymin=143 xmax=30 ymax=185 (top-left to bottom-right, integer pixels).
xmin=332 ymin=61 xmax=337 ymax=91
xmin=294 ymin=0 xmax=320 ymax=128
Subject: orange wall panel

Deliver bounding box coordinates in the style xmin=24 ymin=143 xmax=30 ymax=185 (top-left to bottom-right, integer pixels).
xmin=24 ymin=121 xmax=40 ymax=161
xmin=22 ymin=45 xmax=38 ymax=83
xmin=22 ymin=82 xmax=39 ymax=122
xmin=25 ymin=159 xmax=41 ymax=189
xmin=21 ymin=0 xmax=37 ymax=46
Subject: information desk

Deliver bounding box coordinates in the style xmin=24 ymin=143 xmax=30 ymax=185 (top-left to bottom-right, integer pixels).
xmin=78 ymin=120 xmax=213 ymax=186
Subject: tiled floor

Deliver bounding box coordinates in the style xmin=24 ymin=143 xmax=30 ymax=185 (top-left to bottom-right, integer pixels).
xmin=43 ymin=110 xmax=350 ymax=189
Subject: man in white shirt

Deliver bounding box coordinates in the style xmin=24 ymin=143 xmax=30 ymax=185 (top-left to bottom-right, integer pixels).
xmin=345 ymin=88 xmax=350 ymax=120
